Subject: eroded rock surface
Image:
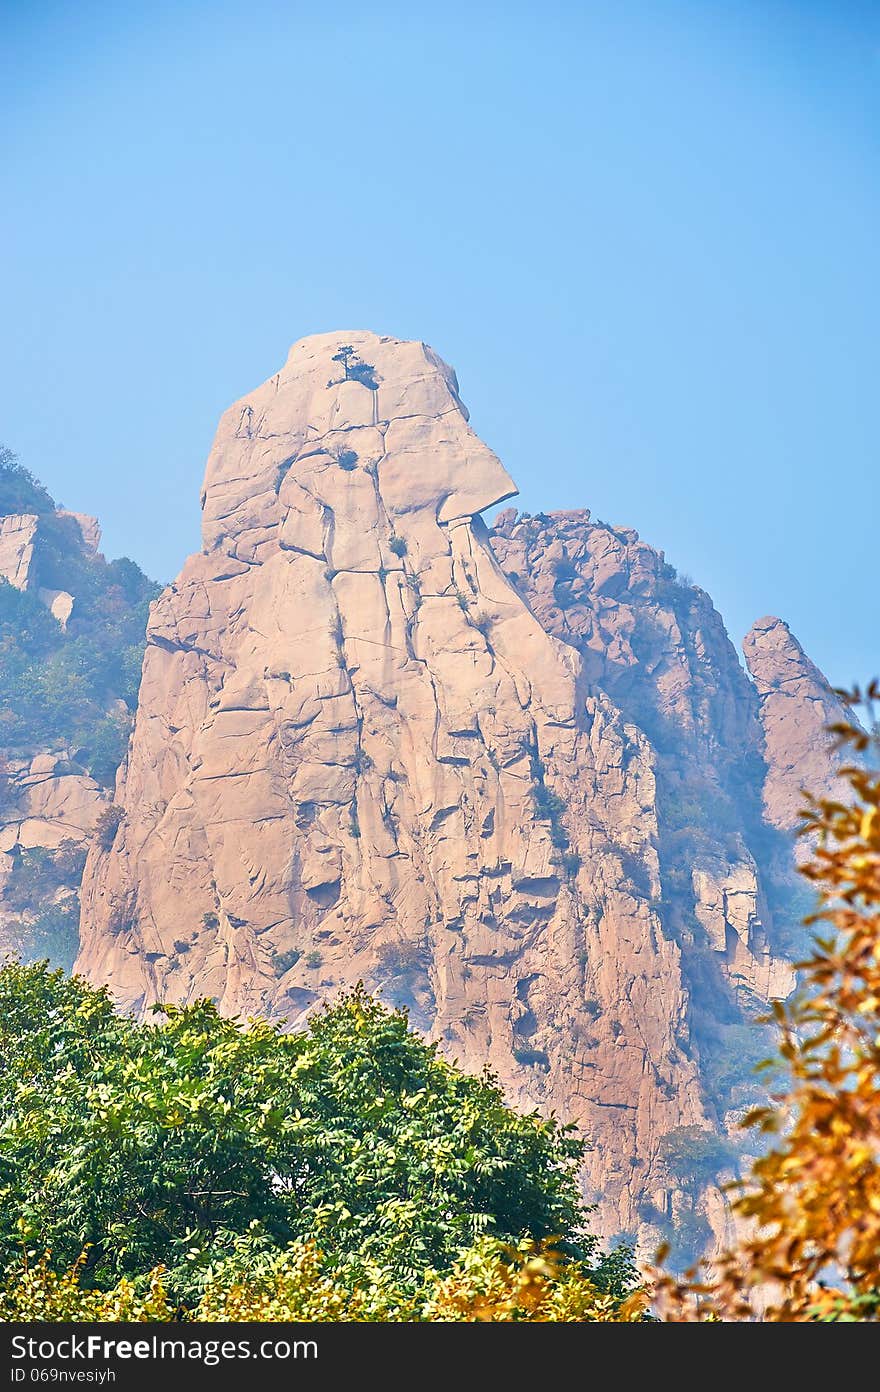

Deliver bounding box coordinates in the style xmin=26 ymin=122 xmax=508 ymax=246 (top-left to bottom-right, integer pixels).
xmin=743 ymin=616 xmax=850 ymax=843
xmin=0 ymin=515 xmax=38 ymax=590
xmin=0 ymin=754 xmax=107 ymax=967
xmin=489 ymin=509 xmax=797 ymax=1019
xmin=76 ymin=331 xmax=842 ymax=1249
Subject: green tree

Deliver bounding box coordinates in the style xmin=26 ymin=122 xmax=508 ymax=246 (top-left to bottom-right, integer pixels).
xmin=658 ymin=1126 xmax=738 ymax=1196
xmin=0 ymin=446 xmax=56 ymax=516
xmin=328 ymin=345 xmax=378 ymax=390
xmin=0 ymin=964 xmax=598 ymax=1300
xmin=331 ymin=344 xmax=355 ymax=376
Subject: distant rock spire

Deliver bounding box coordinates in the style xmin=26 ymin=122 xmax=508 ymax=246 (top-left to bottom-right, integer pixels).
xmin=743 ymin=615 xmax=848 ymax=841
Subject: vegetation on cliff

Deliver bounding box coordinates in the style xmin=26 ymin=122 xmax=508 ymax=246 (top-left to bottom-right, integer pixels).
xmin=0 ymin=449 xmax=159 ymax=783
xmin=0 ymin=448 xmax=160 ymax=971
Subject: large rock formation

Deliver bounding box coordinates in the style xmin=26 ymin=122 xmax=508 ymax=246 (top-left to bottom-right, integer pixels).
xmin=76 ymin=331 xmax=842 ymax=1250
xmin=0 ymin=511 xmax=99 ymax=621
xmin=488 ymin=510 xmax=800 ymax=1017
xmin=0 ymin=514 xmax=39 ymax=591
xmin=743 ymin=616 xmax=852 ymax=844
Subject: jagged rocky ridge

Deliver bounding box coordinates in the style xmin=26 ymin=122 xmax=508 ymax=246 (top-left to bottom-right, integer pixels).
xmin=74 ymin=332 xmax=847 ymax=1252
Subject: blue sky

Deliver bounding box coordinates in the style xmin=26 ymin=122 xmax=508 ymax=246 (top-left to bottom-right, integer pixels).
xmin=1 ymin=0 xmax=877 ymax=684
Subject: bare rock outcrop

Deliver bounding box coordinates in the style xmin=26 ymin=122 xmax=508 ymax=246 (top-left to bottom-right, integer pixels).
xmin=743 ymin=616 xmax=850 ymax=840
xmin=0 ymin=514 xmax=38 ymax=590
xmin=78 ymin=332 xmax=715 ymax=1240
xmin=488 ymin=508 xmax=795 ymax=1007
xmin=37 ymin=588 xmax=75 ymax=628
xmin=0 ymin=754 xmax=107 ymax=967
xmin=0 ymin=514 xmax=78 ymax=626
xmin=75 ymin=332 xmax=847 ymax=1251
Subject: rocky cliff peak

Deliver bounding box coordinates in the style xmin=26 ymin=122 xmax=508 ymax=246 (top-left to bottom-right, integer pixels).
xmin=75 ymin=334 xmax=842 ymax=1258
xmin=199 ymin=331 xmax=516 ymax=565
xmin=743 ymin=615 xmax=850 ymax=840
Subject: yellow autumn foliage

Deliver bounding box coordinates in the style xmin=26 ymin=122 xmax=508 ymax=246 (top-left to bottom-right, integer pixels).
xmin=0 ymin=1239 xmax=647 ymax=1323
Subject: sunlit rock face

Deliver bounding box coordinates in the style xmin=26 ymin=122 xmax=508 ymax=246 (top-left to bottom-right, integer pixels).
xmin=743 ymin=615 xmax=852 ymax=852
xmin=78 ymin=331 xmax=839 ymax=1248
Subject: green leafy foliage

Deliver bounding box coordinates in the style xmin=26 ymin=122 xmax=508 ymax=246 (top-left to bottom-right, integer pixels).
xmin=0 ymin=964 xmax=599 ymax=1303
xmin=658 ymin=1126 xmax=738 ymax=1193
xmin=346 ymin=360 xmax=379 ymax=389
xmin=650 ymin=1126 xmax=741 ymax=1271
xmin=3 ymin=842 xmax=87 ymax=912
xmin=328 ymin=345 xmax=379 ymax=391
xmin=14 ymin=901 xmax=81 ymax=972
xmin=528 ymin=749 xmax=570 ymax=850
xmin=701 ymin=1021 xmax=778 ymax=1110
xmin=271 ymin=948 xmax=302 ymax=975
xmin=374 ymin=941 xmax=431 ymax=1010
xmin=664 ymin=1209 xmax=713 ymax=1273
xmin=557 ymin=850 xmax=582 ymax=878
xmin=0 ymin=448 xmax=55 ymax=516
xmin=94 ymin=806 xmax=124 ymax=851
xmin=374 ymin=940 xmax=429 ymax=978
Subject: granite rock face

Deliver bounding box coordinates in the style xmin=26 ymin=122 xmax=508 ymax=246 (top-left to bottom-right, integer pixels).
xmin=743 ymin=616 xmax=851 ymax=845
xmin=76 ymin=332 xmax=842 ymax=1247
xmin=0 ymin=514 xmax=76 ymax=624
xmin=0 ymin=510 xmax=96 ymax=964
xmin=0 ymin=755 xmax=107 ymax=966
xmin=488 ymin=511 xmax=799 ymax=1003
xmin=0 ymin=514 xmax=39 ymax=590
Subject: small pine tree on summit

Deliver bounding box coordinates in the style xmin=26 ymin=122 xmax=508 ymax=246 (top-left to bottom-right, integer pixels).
xmin=331 ymin=345 xmax=355 ymax=377
xmin=328 ymin=344 xmax=379 ymax=391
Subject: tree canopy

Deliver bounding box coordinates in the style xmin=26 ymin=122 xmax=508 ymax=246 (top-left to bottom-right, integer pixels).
xmin=0 ymin=447 xmax=55 ymax=517
xmin=0 ymin=966 xmax=626 ymax=1307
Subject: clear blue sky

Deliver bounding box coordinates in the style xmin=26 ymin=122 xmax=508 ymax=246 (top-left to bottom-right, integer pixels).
xmin=1 ymin=0 xmax=877 ymax=684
